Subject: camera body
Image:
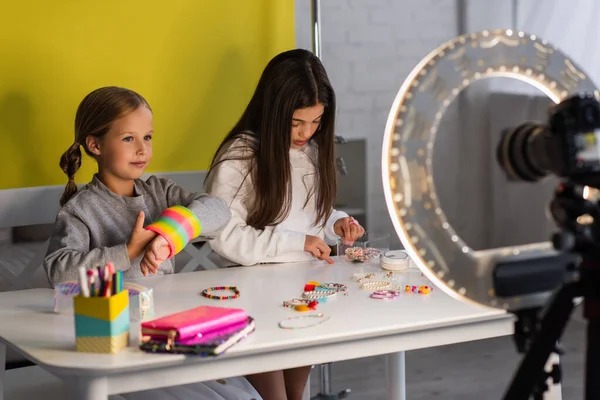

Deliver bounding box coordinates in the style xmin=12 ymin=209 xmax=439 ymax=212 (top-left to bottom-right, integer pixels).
xmin=497 ymin=92 xmax=600 ymax=187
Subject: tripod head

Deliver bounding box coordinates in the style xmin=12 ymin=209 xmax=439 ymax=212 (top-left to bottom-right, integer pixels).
xmin=549 ymin=182 xmax=600 ymax=261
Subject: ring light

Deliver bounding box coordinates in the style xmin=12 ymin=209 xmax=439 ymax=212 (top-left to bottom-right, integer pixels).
xmin=382 ymin=29 xmax=599 ymax=310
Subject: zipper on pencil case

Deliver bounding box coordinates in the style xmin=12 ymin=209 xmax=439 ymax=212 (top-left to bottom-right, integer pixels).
xmin=141 ymin=329 xmax=178 ymax=349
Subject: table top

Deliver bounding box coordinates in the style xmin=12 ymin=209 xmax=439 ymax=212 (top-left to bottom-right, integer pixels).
xmin=0 ymin=258 xmax=512 ymax=376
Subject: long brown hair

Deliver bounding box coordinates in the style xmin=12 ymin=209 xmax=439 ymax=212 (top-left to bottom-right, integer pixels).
xmin=206 ymin=49 xmax=337 ymax=229
xmin=59 ymin=86 xmax=150 ymax=206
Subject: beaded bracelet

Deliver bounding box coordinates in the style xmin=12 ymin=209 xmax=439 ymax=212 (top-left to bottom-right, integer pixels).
xmin=283 ymin=298 xmax=311 ymax=308
xmin=302 ymin=290 xmax=337 ymax=300
xmin=370 ymin=290 xmax=400 ymax=300
xmin=360 ymin=280 xmax=393 ymax=291
xmin=201 ymin=286 xmax=240 ymax=300
xmin=278 ymin=313 xmax=331 ymax=330
xmin=352 ymin=271 xmax=397 ymax=283
xmin=320 ymin=283 xmax=348 ymax=295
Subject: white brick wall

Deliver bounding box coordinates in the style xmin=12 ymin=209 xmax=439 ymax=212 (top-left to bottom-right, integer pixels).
xmin=295 ymin=0 xmax=459 ymax=247
xmin=295 ymin=1 xmax=592 ymax=252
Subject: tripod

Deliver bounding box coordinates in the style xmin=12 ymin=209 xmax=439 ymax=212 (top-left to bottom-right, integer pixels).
xmin=503 ymin=182 xmax=600 ymax=400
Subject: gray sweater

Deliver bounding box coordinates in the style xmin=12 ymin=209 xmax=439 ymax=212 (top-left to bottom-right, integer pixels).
xmin=44 ymin=175 xmax=231 ymax=286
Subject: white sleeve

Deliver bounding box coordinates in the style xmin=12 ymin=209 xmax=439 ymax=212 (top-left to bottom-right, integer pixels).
xmin=207 ymin=158 xmax=306 ymax=266
xmin=323 ymin=209 xmax=349 ymax=245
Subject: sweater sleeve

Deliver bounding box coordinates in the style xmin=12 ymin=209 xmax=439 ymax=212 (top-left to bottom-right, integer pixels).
xmin=157 ymin=177 xmax=231 ymax=240
xmin=43 ymin=208 xmax=131 ymax=287
xmin=206 ymin=157 xmax=306 ymax=266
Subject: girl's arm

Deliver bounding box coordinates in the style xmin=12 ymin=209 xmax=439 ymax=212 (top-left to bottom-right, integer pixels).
xmin=43 ymin=209 xmax=132 ymax=286
xmin=323 ymin=209 xmax=350 ymax=244
xmin=155 ymin=177 xmax=231 ymax=240
xmin=207 ymin=158 xmax=306 ymax=266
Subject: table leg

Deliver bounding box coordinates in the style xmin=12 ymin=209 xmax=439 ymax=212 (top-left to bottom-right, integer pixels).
xmin=0 ymin=342 xmax=5 ymax=400
xmin=67 ymin=376 xmax=109 ymax=400
xmin=302 ymin=374 xmax=311 ymax=400
xmin=385 ymin=351 xmax=406 ymax=400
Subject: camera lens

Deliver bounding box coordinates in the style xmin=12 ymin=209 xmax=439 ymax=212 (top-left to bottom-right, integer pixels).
xmin=496 ymin=123 xmax=550 ymax=182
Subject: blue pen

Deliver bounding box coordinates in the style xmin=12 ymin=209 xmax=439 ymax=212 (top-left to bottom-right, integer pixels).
xmin=118 ymin=270 xmax=124 ymax=293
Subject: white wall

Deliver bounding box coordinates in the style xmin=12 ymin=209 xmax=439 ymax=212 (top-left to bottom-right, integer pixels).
xmin=295 ymin=0 xmax=459 ymax=247
xmin=295 ymin=1 xmax=597 ymax=250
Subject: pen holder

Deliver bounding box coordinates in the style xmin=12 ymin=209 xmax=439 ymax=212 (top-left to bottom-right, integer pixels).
xmin=55 ymin=282 xmax=154 ymax=321
xmin=73 ymin=290 xmax=130 ymax=354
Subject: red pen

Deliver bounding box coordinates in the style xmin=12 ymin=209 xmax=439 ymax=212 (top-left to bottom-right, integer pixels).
xmin=103 ymin=275 xmax=112 ymax=297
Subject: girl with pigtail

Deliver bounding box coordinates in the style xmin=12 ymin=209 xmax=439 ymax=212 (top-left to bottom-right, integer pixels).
xmin=44 ymin=86 xmax=231 ymax=285
xmin=43 ymin=86 xmax=262 ymax=400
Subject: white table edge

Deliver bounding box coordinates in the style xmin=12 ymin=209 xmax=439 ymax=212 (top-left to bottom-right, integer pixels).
xmin=4 ymin=313 xmax=513 ymax=395
xmin=0 ymin=311 xmax=513 ymax=375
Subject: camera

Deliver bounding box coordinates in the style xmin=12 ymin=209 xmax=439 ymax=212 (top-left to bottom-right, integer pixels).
xmin=494 ymin=91 xmax=600 ymax=399
xmin=497 ymin=92 xmax=600 ymax=187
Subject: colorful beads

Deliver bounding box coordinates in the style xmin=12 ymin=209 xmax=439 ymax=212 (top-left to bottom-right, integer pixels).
xmin=284 ymin=281 xmax=347 ymax=313
xmin=283 ymin=299 xmax=318 ymax=309
xmin=405 ymin=285 xmax=433 ymax=294
xmin=294 ymin=300 xmax=318 ymax=312
xmin=201 ymin=286 xmax=240 ymax=300
xmin=344 ymin=247 xmax=382 ymax=263
xmin=320 ymin=283 xmax=348 ymax=295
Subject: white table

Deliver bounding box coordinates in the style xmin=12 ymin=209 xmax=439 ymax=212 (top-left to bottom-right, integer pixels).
xmin=0 ymin=258 xmax=513 ymax=400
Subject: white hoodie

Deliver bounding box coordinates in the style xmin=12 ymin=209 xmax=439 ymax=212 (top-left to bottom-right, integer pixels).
xmin=207 ymin=139 xmax=347 ymax=266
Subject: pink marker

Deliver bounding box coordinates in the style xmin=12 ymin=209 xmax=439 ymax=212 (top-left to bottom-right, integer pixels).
xmin=106 ymin=262 xmax=115 ymax=276
xmin=87 ymin=269 xmax=98 ymax=296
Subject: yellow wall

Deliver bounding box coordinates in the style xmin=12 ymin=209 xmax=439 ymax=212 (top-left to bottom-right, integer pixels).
xmin=0 ymin=1 xmax=295 ymax=189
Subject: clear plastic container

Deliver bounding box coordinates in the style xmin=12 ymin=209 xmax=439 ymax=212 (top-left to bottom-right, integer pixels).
xmin=338 ymin=232 xmax=390 ymax=263
xmin=54 ymin=281 xmax=155 ymax=321
xmin=380 ymin=250 xmax=409 ymax=271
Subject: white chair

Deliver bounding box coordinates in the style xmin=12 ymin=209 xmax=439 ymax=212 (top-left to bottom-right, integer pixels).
xmin=0 ymin=171 xmax=218 ymax=399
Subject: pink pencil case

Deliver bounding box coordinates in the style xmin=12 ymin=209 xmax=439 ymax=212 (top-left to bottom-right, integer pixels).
xmin=141 ymin=305 xmax=248 ymax=342
xmin=176 ymin=318 xmax=250 ymax=345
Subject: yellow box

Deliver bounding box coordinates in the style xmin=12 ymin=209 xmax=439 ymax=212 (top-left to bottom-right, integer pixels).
xmin=73 ymin=290 xmax=130 ymax=354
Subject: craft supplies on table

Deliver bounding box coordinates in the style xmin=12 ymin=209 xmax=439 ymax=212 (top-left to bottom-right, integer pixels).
xmin=380 ymin=250 xmax=410 ymax=271
xmin=279 ymin=280 xmax=348 ymax=328
xmin=370 ymin=290 xmax=401 ymax=300
xmin=139 ymin=305 xmax=254 ymax=356
xmin=140 ymin=317 xmax=255 ymax=356
xmin=54 ymin=281 xmax=154 ymax=321
xmin=337 ymin=232 xmax=390 ymax=263
xmin=73 ymin=264 xmax=130 ymax=354
xmin=351 ymin=270 xmax=433 ymax=297
xmin=201 ymin=286 xmax=240 ymax=300
xmin=278 ymin=313 xmax=331 ymax=330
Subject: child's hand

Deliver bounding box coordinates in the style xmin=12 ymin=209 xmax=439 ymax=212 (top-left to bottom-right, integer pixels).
xmin=334 ymin=217 xmax=365 ymax=246
xmin=140 ymin=236 xmax=170 ymax=276
xmin=127 ymin=211 xmax=156 ymax=261
xmin=304 ymin=235 xmax=334 ymax=264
